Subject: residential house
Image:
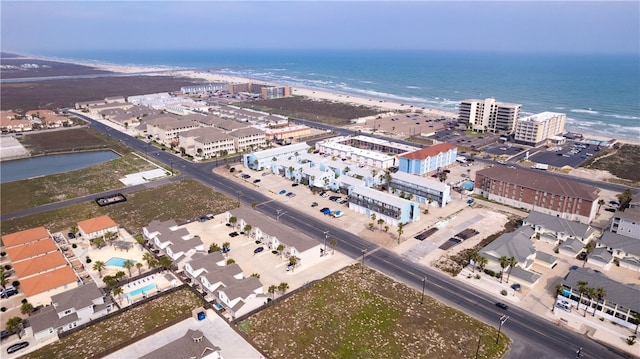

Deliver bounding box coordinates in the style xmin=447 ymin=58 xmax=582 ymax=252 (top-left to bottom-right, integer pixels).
xmin=608 ymin=207 xmax=640 ymax=239
xmin=140 ymin=329 xmax=222 ymax=359
xmin=165 ymin=236 xmax=205 ymax=264
xmin=217 ymin=276 xmax=265 ymax=318
xmin=597 ymin=231 xmax=640 ymax=272
xmin=478 ymin=227 xmax=541 ymax=287
xmin=561 ymin=268 xmax=639 ymax=329
xmin=0 ymin=110 xmax=32 ymax=132
xmin=29 ymin=283 xmax=112 ymax=341
xmin=183 ymin=252 xmax=226 ymax=280
xmin=523 ymin=211 xmax=597 ymax=245
xmin=77 ymin=215 xmax=119 ymax=240
xmin=475 ymin=167 xmax=599 ymax=224
xmin=200 ymin=264 xmax=244 ymax=294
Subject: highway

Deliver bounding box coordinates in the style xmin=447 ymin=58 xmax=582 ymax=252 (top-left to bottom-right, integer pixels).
xmin=10 ymin=111 xmax=634 ymax=358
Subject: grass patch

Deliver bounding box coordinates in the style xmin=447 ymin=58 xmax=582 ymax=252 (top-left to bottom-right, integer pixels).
xmin=1 ymin=153 xmax=157 ymax=214
xmin=235 ymin=96 xmax=385 ymax=126
xmin=17 ymin=127 xmax=130 ymax=155
xmin=582 ymin=144 xmax=640 ymax=184
xmin=0 ymin=180 xmax=237 ymax=236
xmin=23 ymin=288 xmax=203 ymax=359
xmin=240 ymin=265 xmax=509 ymax=359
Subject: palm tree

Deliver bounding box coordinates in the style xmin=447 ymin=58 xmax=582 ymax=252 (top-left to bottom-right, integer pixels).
xmin=277 ymin=244 xmax=285 ymax=258
xmin=222 ymin=242 xmax=231 ymax=253
xmin=92 ymin=261 xmax=106 ymax=278
xmin=288 ymin=256 xmax=298 ymax=272
xmin=583 ymin=287 xmax=596 ymax=317
xmin=552 ymin=284 xmax=565 ymax=313
xmin=243 ymin=224 xmax=252 ymax=237
xmin=397 ymin=223 xmax=404 ymax=244
xmin=114 ymin=270 xmax=126 ymax=282
xmin=123 ymin=259 xmax=135 ymax=277
xmin=617 ymin=188 xmax=633 ymax=210
xmin=377 ymin=218 xmax=384 ymax=230
xmin=597 ymin=199 xmax=605 ymax=214
xmin=20 ymin=302 xmax=34 ymax=316
xmin=6 ymin=317 xmax=23 ymax=339
xmin=136 ymin=262 xmax=144 ymax=276
xmin=268 ymin=285 xmax=277 ymax=299
xmin=142 ymin=252 xmax=154 ymax=269
xmin=498 ymin=256 xmax=508 ymax=283
xmin=209 ymin=243 xmax=221 ymax=253
xmin=594 ymin=287 xmax=606 ymax=317
xmin=330 ymin=239 xmax=337 ymax=255
xmin=505 ymin=256 xmax=517 ymax=284
xmin=70 ymin=225 xmax=79 ymax=239
xmin=112 ymin=286 xmax=124 ymax=306
xmin=278 ymin=282 xmax=290 ymax=294
xmin=368 ymin=223 xmax=374 ymax=231
xmin=576 ymin=280 xmax=589 ymax=313
xmin=159 ymin=256 xmax=172 ymax=271
xmin=632 ymin=311 xmax=640 ymax=334
xmin=103 ymin=275 xmax=118 ymax=291
xmin=582 ymin=242 xmax=594 ymax=267
xmin=228 ymin=216 xmax=238 ymax=228
xmin=477 ymin=256 xmax=488 ymax=272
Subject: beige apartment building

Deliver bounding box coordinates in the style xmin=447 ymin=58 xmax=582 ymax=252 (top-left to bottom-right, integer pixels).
xmin=458 ymin=98 xmax=521 ymax=134
xmin=178 ymin=127 xmax=235 ymax=158
xmin=514 ymin=112 xmax=566 ymax=146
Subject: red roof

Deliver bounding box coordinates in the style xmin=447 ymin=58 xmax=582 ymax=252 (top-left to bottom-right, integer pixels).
xmin=400 ymin=143 xmax=457 ymax=160
xmin=5 ymin=238 xmax=58 ymax=262
xmin=1 ymin=227 xmax=50 ymax=247
xmin=13 ymin=252 xmax=68 ymax=277
xmin=20 ymin=266 xmax=78 ymax=297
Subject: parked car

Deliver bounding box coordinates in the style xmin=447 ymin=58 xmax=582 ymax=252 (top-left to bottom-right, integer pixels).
xmin=604 ymin=208 xmax=616 ymax=213
xmin=0 ymin=285 xmax=17 ymax=298
xmin=68 ymin=232 xmax=76 ymax=239
xmin=320 ymin=192 xmax=328 ymax=198
xmin=495 ymin=302 xmax=509 ymax=310
xmin=286 ymin=192 xmax=295 ymax=197
xmin=6 ymin=342 xmax=29 ymax=354
xmin=3 ymin=268 xmax=15 ymax=278
xmin=577 ymin=252 xmax=587 ymax=260
xmin=241 ymin=174 xmax=251 ymax=179
xmin=511 ymin=283 xmax=521 ymax=291
xmin=311 ymin=202 xmax=319 ymax=207
xmin=279 ymin=189 xmax=287 ymax=195
xmin=320 ymin=208 xmax=331 ymax=214
xmin=253 ymin=247 xmax=264 ymax=254
xmin=229 ymin=167 xmax=236 ymax=172
xmin=1 ymin=329 xmax=15 ymax=340
xmin=291 ymin=183 xmax=299 ymax=187
xmin=253 ymin=179 xmax=261 ymax=183
xmin=228 ymin=232 xmax=239 ymax=238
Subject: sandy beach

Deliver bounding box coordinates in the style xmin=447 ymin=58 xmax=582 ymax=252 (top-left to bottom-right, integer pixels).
xmin=8 ymin=53 xmax=639 ymax=145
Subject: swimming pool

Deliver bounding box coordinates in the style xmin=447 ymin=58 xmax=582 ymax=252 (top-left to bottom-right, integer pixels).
xmin=461 ymin=181 xmax=474 ymax=191
xmin=126 ymin=283 xmax=157 ymax=299
xmin=105 ymin=257 xmax=136 ymax=267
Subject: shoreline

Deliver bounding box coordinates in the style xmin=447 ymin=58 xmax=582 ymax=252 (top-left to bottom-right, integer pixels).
xmin=6 ymin=52 xmax=639 ymax=145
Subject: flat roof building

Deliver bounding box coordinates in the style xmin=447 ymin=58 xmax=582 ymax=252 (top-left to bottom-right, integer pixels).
xmin=514 ymin=112 xmax=566 ymax=146
xmin=458 ymin=98 xmax=521 ymax=134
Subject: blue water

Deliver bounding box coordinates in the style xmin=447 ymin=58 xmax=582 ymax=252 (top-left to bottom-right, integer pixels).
xmin=127 ymin=283 xmax=157 ymax=298
xmin=105 ymin=257 xmax=135 ymax=267
xmin=0 ymin=150 xmax=120 ymax=183
xmin=26 ymin=49 xmax=640 ymax=140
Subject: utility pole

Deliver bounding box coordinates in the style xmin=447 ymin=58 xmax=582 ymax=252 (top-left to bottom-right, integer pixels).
xmin=361 ymin=249 xmax=366 ymax=273
xmin=420 ymin=276 xmax=426 ymax=304
xmin=323 ymin=230 xmax=329 ymax=255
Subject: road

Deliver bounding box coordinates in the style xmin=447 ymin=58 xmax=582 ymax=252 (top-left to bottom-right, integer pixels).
xmin=6 ymin=111 xmax=633 ymax=358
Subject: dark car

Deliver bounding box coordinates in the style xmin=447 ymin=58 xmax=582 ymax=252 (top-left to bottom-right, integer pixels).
xmin=604 ymin=208 xmax=616 ymax=213
xmin=254 ymin=247 xmax=264 ymax=254
xmin=495 ymin=302 xmax=509 ymax=310
xmin=511 ymin=283 xmax=521 ymax=291
xmin=228 ymin=232 xmax=239 ymax=238
xmin=253 ymin=179 xmax=261 ymax=183
xmin=68 ymin=232 xmax=76 ymax=239
xmin=7 ymin=342 xmax=29 ymax=354
xmin=577 ymin=252 xmax=587 ymax=260
xmin=311 ymin=202 xmax=319 ymax=207
xmin=1 ymin=329 xmax=14 ymax=340
xmin=229 ymin=167 xmax=236 ymax=172
xmin=291 ymin=183 xmax=299 ymax=187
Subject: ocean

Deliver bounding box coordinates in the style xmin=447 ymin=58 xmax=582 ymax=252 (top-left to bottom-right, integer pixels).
xmin=30 ymin=49 xmax=640 ymax=140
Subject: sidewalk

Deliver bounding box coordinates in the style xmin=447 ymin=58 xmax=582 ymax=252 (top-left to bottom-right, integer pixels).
xmin=454 ymin=265 xmax=640 ymax=358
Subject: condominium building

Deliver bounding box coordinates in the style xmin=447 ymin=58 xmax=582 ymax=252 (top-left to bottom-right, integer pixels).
xmin=389 ymin=171 xmax=451 ymax=208
xmin=180 ymin=83 xmax=227 ymax=94
xmin=475 ymin=167 xmax=599 ymax=224
xmin=261 ymin=86 xmax=291 ymax=99
xmin=178 ymin=127 xmax=235 ymax=158
xmin=458 ymin=98 xmax=521 ymax=134
xmin=348 ymin=186 xmax=420 ymax=226
xmin=514 ymin=112 xmax=566 ymax=146
xmin=398 ymin=143 xmax=457 ymax=175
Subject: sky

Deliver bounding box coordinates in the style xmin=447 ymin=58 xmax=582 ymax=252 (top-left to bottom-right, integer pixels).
xmin=1 ymin=1 xmax=638 ymax=54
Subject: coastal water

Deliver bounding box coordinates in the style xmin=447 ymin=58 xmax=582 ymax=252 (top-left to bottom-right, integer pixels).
xmin=31 ymin=49 xmax=640 ymax=140
xmin=0 ymin=151 xmax=120 ymax=183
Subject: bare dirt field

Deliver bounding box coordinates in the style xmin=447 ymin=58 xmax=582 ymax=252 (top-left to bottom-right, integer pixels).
xmin=240 ymin=265 xmax=509 ymax=359
xmin=0 ymin=58 xmax=113 ymax=79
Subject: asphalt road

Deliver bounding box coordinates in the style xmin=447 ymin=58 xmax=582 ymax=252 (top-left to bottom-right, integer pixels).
xmin=7 ymin=111 xmax=634 ymax=358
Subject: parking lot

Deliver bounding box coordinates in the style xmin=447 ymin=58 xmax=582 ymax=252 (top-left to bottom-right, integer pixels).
xmin=527 ymin=141 xmax=596 ymax=168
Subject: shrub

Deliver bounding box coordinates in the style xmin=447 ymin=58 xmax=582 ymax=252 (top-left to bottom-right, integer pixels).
xmin=0 ymin=307 xmax=6 ymax=312
xmin=0 ymin=251 xmax=6 ymax=257
xmin=72 ymin=243 xmax=77 ymax=249
xmin=11 ymin=281 xmax=20 ymax=287
xmin=86 ymin=258 xmax=92 ymax=264
xmin=495 ymin=272 xmax=502 ymax=279
xmin=483 ymin=269 xmax=496 ymax=277
xmin=3 ymin=264 xmax=11 ymax=270
xmin=475 ymin=274 xmax=481 ymax=279
xmin=500 ymin=290 xmax=508 ymax=296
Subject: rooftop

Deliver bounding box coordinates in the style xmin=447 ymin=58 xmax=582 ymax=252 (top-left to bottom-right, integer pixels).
xmin=563 ymin=267 xmax=640 ymax=312
xmin=1 ymin=226 xmax=50 ymax=247
xmin=400 ymin=143 xmax=457 ymax=160
xmin=77 ymin=215 xmax=118 ymax=234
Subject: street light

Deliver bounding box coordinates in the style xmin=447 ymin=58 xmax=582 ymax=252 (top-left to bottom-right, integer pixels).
xmin=323 ymin=230 xmax=329 ymax=255
xmin=236 ymin=190 xmax=242 ymax=206
xmin=361 ymin=249 xmax=366 ymax=273
xmin=420 ymin=276 xmax=426 ymax=304
xmin=496 ymin=314 xmax=509 ymax=344
xmin=169 ymin=159 xmax=173 ymax=176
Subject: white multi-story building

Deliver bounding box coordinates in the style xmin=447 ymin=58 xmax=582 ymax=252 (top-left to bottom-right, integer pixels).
xmin=514 ymin=112 xmax=566 ymax=146
xmin=458 ymin=98 xmax=521 ymax=134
